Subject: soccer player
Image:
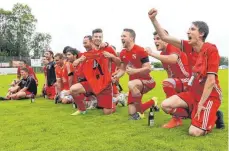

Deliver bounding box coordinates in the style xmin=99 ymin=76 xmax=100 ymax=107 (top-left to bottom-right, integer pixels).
xmin=11 ymin=60 xmax=38 ymax=86
xmin=54 ymin=53 xmax=73 ymax=104
xmin=145 ymin=30 xmax=191 ymax=128
xmin=148 ymin=8 xmax=224 ymax=136
xmin=44 ymin=50 xmax=56 ymax=99
xmin=6 ymin=68 xmax=37 ymax=100
xmin=63 ymin=46 xmax=71 ymax=59
xmin=41 ymin=56 xmax=49 ymax=98
xmin=113 ymin=28 xmax=158 ymax=120
xmin=83 ymin=35 xmax=93 ymax=51
xmin=70 ymin=28 xmax=121 ymax=115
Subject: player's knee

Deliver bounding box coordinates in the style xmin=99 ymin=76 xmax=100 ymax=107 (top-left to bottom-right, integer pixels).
xmin=161 ymin=100 xmax=169 ymax=110
xmin=128 ymin=81 xmax=135 ymax=90
xmin=189 ymin=127 xmax=204 ymax=137
xmin=70 ymin=85 xmax=79 ymax=94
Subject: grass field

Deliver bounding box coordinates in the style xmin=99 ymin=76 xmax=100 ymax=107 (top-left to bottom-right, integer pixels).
xmin=0 ymin=70 xmax=228 ymax=151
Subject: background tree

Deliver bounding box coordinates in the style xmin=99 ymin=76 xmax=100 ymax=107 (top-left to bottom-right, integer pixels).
xmin=153 ymin=62 xmax=163 ymax=68
xmin=0 ymin=3 xmax=52 ymax=58
xmin=220 ymin=56 xmax=228 ymax=66
xmin=30 ymin=32 xmax=52 ymax=58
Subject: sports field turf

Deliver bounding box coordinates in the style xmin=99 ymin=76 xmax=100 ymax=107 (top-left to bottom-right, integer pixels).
xmin=0 ymin=70 xmax=228 ymax=151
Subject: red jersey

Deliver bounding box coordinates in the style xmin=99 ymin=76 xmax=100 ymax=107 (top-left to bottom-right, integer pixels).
xmin=82 ymin=49 xmax=112 ymax=95
xmin=181 ymin=40 xmax=199 ymax=70
xmin=17 ymin=65 xmax=38 ymax=82
xmin=120 ymin=44 xmax=151 ymax=80
xmin=61 ymin=62 xmax=74 ymax=90
xmin=160 ymin=44 xmax=190 ymax=79
xmin=182 ymin=40 xmax=222 ymax=101
xmin=73 ymin=53 xmax=85 ymax=84
xmin=55 ymin=65 xmax=64 ymax=79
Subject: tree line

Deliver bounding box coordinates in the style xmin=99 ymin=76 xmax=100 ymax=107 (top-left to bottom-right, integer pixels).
xmin=0 ymin=3 xmax=51 ymax=58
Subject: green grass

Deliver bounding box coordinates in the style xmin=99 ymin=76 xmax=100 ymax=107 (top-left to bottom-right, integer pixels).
xmin=0 ymin=70 xmax=228 ymax=151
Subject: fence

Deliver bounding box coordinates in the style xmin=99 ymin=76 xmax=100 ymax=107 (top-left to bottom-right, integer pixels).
xmin=0 ymin=56 xmax=43 ymax=73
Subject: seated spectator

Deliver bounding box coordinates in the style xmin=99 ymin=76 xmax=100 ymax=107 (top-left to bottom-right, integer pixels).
xmin=5 ymin=68 xmax=37 ymax=100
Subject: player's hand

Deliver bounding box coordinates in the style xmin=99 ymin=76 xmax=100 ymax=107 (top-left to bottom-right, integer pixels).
xmin=73 ymin=55 xmax=86 ymax=67
xmin=79 ymin=55 xmax=86 ymax=62
xmin=194 ymin=103 xmax=206 ymax=120
xmin=111 ymin=76 xmax=118 ymax=83
xmin=148 ymin=8 xmax=158 ymax=21
xmin=126 ymin=66 xmax=137 ymax=75
xmin=144 ymin=47 xmax=153 ymax=56
xmin=99 ymin=42 xmax=108 ymax=49
xmin=103 ymin=51 xmax=114 ymax=59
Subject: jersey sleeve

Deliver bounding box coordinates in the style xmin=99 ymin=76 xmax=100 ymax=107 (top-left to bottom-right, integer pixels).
xmin=25 ymin=77 xmax=32 ymax=88
xmin=105 ymin=46 xmax=117 ymax=56
xmin=207 ymin=46 xmax=220 ymax=75
xmin=138 ymin=48 xmax=149 ymax=64
xmin=167 ymin=44 xmax=181 ymax=57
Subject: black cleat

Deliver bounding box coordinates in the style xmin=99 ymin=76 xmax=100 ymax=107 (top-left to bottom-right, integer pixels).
xmin=216 ymin=110 xmax=225 ymax=129
xmin=0 ymin=96 xmax=9 ymax=101
xmin=54 ymin=94 xmax=60 ymax=104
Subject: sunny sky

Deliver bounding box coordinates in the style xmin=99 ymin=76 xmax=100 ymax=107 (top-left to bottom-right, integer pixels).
xmin=1 ymin=0 xmax=229 ymax=60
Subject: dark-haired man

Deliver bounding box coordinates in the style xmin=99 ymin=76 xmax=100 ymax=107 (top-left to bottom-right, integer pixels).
xmin=44 ymin=50 xmax=56 ymax=99
xmin=145 ymin=30 xmax=190 ymax=128
xmin=148 ymin=8 xmax=224 ymax=136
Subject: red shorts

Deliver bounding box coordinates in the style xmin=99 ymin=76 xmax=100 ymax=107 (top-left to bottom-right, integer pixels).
xmin=163 ymin=78 xmax=189 ymax=93
xmin=25 ymin=90 xmax=32 ymax=95
xmin=46 ymin=85 xmax=56 ymax=99
xmin=113 ymin=84 xmax=119 ymax=95
xmin=140 ymin=79 xmax=156 ymax=94
xmin=177 ymin=91 xmax=220 ymax=131
xmin=81 ymin=81 xmax=113 ymax=109
xmin=24 ymin=91 xmax=34 ymax=98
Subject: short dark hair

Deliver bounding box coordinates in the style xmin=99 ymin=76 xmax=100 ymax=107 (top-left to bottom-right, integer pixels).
xmin=66 ymin=48 xmax=80 ymax=56
xmin=54 ymin=53 xmax=64 ymax=59
xmin=21 ymin=68 xmax=29 ymax=73
xmin=123 ymin=28 xmax=136 ymax=41
xmin=21 ymin=60 xmax=27 ymax=64
xmin=192 ymin=21 xmax=209 ymax=42
xmin=92 ymin=28 xmax=103 ymax=35
xmin=84 ymin=35 xmax=92 ymax=41
xmin=46 ymin=50 xmax=54 ymax=57
xmin=153 ymin=30 xmax=169 ymax=36
xmin=63 ymin=46 xmax=71 ymax=54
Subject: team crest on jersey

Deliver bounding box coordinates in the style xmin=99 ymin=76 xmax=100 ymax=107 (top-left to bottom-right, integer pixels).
xmin=132 ymin=54 xmax=136 ymax=59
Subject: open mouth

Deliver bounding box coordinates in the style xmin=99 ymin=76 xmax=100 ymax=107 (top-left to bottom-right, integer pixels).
xmin=155 ymin=44 xmax=159 ymax=49
xmin=188 ymin=36 xmax=192 ymax=40
xmin=122 ymin=40 xmax=125 ymax=45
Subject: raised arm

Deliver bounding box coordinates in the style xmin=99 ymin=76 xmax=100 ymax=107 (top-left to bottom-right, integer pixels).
xmin=148 ymin=8 xmax=182 ymax=49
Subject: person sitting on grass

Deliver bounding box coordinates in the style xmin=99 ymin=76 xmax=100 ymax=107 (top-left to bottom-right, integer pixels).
xmin=2 ymin=68 xmax=37 ymax=100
